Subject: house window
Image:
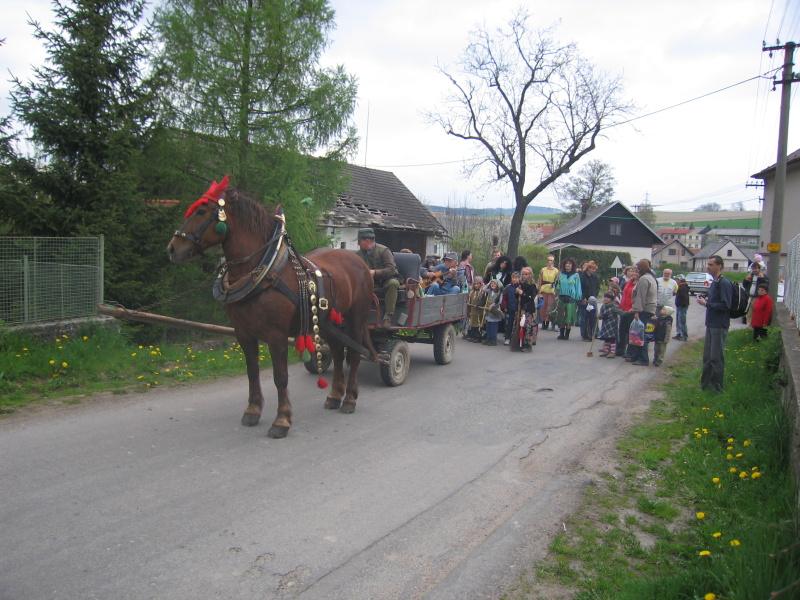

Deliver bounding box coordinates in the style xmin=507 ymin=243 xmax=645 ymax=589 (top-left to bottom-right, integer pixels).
xmin=610 ymin=223 xmax=622 ymax=236
xmin=726 ymin=250 xmax=732 ymax=257
xmin=668 ymin=249 xmax=676 ymax=255
xmin=733 ymin=263 xmax=739 ymax=270
xmin=340 ymin=242 xmax=346 ymax=249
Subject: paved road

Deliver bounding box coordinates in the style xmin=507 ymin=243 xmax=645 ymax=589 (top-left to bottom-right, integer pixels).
xmin=0 ymin=308 xmax=715 ymax=600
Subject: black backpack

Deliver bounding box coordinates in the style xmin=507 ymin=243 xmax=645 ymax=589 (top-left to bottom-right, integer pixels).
xmin=725 ymin=278 xmax=749 ymax=319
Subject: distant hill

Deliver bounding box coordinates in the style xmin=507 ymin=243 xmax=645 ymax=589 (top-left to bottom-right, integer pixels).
xmin=425 ymin=205 xmax=560 ymax=216
xmin=653 ymin=210 xmax=761 ymax=227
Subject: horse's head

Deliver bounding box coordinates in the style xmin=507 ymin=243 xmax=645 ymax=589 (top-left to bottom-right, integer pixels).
xmin=167 ymin=175 xmax=231 ymax=263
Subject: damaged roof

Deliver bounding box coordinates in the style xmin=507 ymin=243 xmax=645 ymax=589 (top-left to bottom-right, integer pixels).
xmin=328 ymin=164 xmax=446 ymax=235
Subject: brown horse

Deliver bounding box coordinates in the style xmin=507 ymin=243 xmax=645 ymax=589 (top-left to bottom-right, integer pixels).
xmin=166 ymin=176 xmax=377 ymax=438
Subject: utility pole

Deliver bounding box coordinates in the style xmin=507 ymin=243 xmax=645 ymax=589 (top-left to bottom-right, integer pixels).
xmin=763 ymin=41 xmax=799 ymax=301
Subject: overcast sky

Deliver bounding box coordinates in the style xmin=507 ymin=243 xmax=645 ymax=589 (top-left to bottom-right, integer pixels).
xmin=2 ymin=0 xmax=799 ymax=212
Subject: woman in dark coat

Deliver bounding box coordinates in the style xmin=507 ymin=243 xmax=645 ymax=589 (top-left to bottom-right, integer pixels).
xmin=486 ymin=255 xmax=513 ymax=288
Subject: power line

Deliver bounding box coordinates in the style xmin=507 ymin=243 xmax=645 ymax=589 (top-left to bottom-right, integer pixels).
xmin=368 ymin=72 xmax=778 ymax=170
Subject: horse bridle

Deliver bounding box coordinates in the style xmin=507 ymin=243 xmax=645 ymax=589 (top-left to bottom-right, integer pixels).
xmin=173 ymin=195 xmax=227 ymax=248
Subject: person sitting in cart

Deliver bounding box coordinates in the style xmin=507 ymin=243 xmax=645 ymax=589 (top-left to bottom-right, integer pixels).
xmin=354 ymin=228 xmax=400 ymax=330
xmin=423 ymin=252 xmax=465 ymax=296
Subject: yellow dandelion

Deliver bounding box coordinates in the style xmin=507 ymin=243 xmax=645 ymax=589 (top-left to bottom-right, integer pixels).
xmin=751 ymin=466 xmax=758 ymax=471
xmin=131 ymin=353 xmax=137 ymax=357
xmin=712 ymin=477 xmax=720 ymax=483
xmin=730 ymin=540 xmax=741 ymax=547
xmin=751 ymin=472 xmax=762 ymax=479
xmin=49 ymin=360 xmax=55 ymax=365
xmin=730 ymin=468 xmax=737 ymax=473
xmin=718 ymin=484 xmax=723 ymax=488
xmin=736 ymin=453 xmax=743 ymax=458
xmin=696 ymin=512 xmax=705 ymax=519
xmin=61 ymin=362 xmax=68 ymax=368
xmin=83 ymin=336 xmax=88 ymax=340
xmin=739 ymin=471 xmax=749 ymax=479
xmin=699 ymin=550 xmax=711 ymax=556
xmin=52 ymin=374 xmax=58 ymax=378
xmin=743 ymin=440 xmax=751 ymax=446
xmin=705 ymin=594 xmax=716 ymax=600
xmin=726 ymin=454 xmax=733 ymax=460
xmin=726 ymin=446 xmax=733 ymax=450
xmin=712 ymin=532 xmax=722 ymax=538
xmin=62 ymin=334 xmax=68 ymax=338
xmin=727 ymin=438 xmax=734 ymax=443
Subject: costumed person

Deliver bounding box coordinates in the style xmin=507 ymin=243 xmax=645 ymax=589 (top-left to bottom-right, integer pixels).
xmin=554 ymin=257 xmax=582 ymax=340
xmin=515 ymin=266 xmax=539 ymax=351
xmin=502 ymin=271 xmax=520 ymax=346
xmin=485 ymin=254 xmax=513 ymax=289
xmin=354 ymin=228 xmax=399 ymax=330
xmin=750 ymin=282 xmax=774 ymax=341
xmin=537 ymin=255 xmax=559 ymax=331
xmin=483 ymin=248 xmax=502 ymax=281
xmin=596 ymin=291 xmax=622 ymax=358
xmin=578 ymin=261 xmax=600 ymax=341
xmin=652 ymin=305 xmax=674 ymax=367
xmin=466 ymin=276 xmax=486 ymax=342
xmin=481 ymin=279 xmax=504 ymax=346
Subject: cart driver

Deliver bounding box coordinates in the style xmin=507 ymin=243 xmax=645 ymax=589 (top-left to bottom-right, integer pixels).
xmin=355 ymin=228 xmax=400 ymax=329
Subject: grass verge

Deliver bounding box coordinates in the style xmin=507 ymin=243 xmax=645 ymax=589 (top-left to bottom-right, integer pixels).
xmin=503 ymin=328 xmax=800 ymax=600
xmin=0 ymin=323 xmax=278 ymax=413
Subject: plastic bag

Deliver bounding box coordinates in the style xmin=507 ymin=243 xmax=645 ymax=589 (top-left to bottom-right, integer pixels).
xmin=629 ymin=317 xmax=645 ymax=346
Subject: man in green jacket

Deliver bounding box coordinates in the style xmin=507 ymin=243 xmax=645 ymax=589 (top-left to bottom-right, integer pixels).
xmin=355 ymin=228 xmax=400 ymax=329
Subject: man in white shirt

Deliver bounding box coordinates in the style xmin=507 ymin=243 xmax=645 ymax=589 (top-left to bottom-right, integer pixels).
xmin=657 ymin=268 xmax=677 ymax=311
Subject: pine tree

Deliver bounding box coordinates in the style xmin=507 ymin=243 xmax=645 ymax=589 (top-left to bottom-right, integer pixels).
xmin=1 ymin=0 xmax=173 ymax=309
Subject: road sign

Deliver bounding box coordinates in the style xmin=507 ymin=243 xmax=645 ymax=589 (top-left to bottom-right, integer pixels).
xmin=767 ymin=243 xmax=781 ymax=252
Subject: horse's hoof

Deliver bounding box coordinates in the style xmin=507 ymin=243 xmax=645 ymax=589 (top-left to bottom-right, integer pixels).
xmin=267 ymin=425 xmax=290 ymax=439
xmin=324 ymin=397 xmax=341 ymax=410
xmin=241 ymin=413 xmax=261 ymax=426
xmin=340 ymin=402 xmax=356 ymax=414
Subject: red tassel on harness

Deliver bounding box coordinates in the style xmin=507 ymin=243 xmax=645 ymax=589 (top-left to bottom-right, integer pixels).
xmin=305 ymin=334 xmax=315 ymax=353
xmin=317 ymin=377 xmax=329 ymax=389
xmin=329 ymin=308 xmax=343 ymax=325
xmin=295 ymin=336 xmax=306 ymax=353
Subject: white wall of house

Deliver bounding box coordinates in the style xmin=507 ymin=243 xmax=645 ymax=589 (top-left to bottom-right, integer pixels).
xmin=652 ymin=242 xmax=693 ymax=269
xmin=691 ymin=241 xmax=750 ymax=272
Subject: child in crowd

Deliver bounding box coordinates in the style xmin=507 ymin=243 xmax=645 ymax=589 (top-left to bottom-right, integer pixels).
xmin=750 ymin=282 xmax=774 ymax=341
xmin=482 ymin=279 xmax=504 ymax=346
xmin=608 ymin=277 xmax=621 ymax=301
xmin=652 ymin=305 xmax=674 ymax=367
xmin=466 ymin=276 xmax=486 ymax=342
xmin=502 ymin=271 xmax=520 ymax=346
xmin=596 ymin=291 xmax=622 ymax=357
xmin=584 ymin=295 xmax=598 ymax=342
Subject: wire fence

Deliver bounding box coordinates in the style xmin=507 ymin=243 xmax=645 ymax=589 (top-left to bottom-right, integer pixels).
xmin=0 ymin=237 xmax=104 ymax=325
xmin=786 ymin=233 xmax=799 ymax=332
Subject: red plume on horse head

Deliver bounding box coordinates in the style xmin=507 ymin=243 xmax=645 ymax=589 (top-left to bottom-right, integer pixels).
xmin=185 ymin=174 xmax=230 ymax=218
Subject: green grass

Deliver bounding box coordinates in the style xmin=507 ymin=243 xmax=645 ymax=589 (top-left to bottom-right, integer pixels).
xmin=501 ymin=328 xmax=800 ymax=600
xmin=0 ymin=324 xmax=276 ymax=412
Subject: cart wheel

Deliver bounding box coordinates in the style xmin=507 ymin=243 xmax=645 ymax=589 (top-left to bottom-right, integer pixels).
xmin=304 ymin=344 xmax=332 ymax=374
xmin=380 ymin=339 xmax=410 ymax=387
xmin=433 ymin=323 xmax=456 ymax=365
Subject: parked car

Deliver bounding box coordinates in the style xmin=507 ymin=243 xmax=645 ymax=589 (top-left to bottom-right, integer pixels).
xmin=685 ymin=272 xmax=714 ymax=295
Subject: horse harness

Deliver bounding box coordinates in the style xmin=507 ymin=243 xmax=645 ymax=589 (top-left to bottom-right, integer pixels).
xmin=211 ymin=206 xmax=376 ymax=365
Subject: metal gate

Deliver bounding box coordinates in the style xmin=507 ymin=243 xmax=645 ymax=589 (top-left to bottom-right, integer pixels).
xmin=0 ymin=236 xmax=104 ymax=325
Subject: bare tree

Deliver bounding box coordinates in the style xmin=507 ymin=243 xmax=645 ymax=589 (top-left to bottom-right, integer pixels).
xmin=557 ymin=159 xmax=617 ymax=215
xmin=426 ymin=9 xmax=634 ymax=257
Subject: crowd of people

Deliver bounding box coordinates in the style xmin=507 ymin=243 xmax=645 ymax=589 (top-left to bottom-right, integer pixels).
xmin=354 ymin=230 xmax=774 ymax=389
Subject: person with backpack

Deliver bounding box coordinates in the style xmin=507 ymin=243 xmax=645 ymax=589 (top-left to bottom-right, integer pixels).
xmin=697 ymin=255 xmax=733 ymax=392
